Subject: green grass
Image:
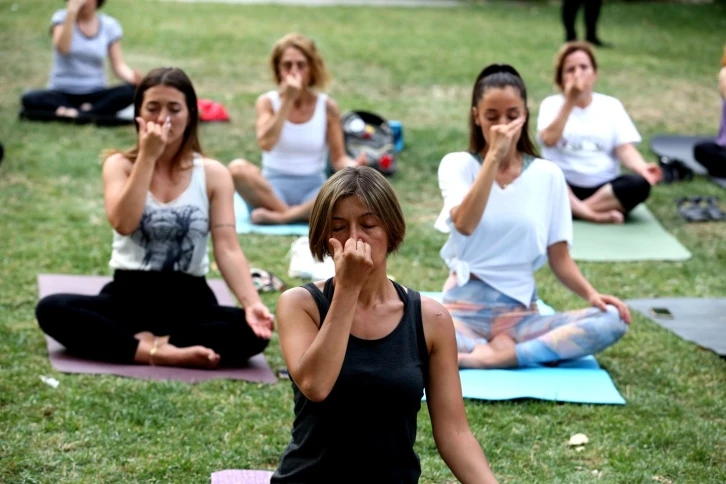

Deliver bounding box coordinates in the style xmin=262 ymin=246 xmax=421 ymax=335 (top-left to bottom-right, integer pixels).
xmin=2 ymin=0 xmax=726 ymax=482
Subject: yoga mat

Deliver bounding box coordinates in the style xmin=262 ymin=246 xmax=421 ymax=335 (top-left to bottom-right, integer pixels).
xmin=650 ymin=134 xmax=726 ymax=187
xmin=37 ymin=274 xmax=277 ymax=384
xmin=627 ymin=298 xmax=726 ymax=356
xmin=571 ymin=204 xmax=692 ymax=262
xmin=421 ymin=291 xmax=626 ymax=405
xmin=234 ymin=193 xmax=309 ymax=236
xmin=211 ymin=470 xmax=273 ymax=484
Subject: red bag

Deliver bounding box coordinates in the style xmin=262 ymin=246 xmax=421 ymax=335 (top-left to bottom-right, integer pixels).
xmin=197 ymin=99 xmax=230 ymax=122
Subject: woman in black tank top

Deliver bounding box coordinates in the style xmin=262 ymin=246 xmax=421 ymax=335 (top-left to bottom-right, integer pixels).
xmin=271 ymin=167 xmax=499 ymax=483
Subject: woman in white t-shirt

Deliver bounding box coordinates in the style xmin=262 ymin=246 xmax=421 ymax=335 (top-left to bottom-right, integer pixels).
xmin=537 ymin=41 xmax=662 ymax=224
xmin=228 ymin=33 xmax=365 ymax=225
xmin=21 ymin=0 xmax=141 ymax=123
xmin=436 ymin=64 xmax=630 ymax=369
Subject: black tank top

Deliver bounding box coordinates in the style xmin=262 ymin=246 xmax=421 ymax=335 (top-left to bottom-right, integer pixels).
xmin=271 ymin=278 xmax=430 ymax=484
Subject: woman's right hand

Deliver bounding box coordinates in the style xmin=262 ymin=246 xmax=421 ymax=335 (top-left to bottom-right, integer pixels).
xmin=329 ymin=237 xmax=374 ymax=291
xmin=67 ymin=0 xmax=87 ymax=14
xmin=136 ymin=116 xmax=171 ymax=161
xmin=281 ymin=73 xmax=302 ymax=102
xmin=486 ymin=117 xmax=525 ymax=164
xmin=564 ymin=74 xmax=585 ymax=103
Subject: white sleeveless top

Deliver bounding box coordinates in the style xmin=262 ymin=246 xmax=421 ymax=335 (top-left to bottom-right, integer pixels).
xmin=109 ymin=154 xmax=210 ymax=276
xmin=261 ymin=90 xmax=329 ymax=176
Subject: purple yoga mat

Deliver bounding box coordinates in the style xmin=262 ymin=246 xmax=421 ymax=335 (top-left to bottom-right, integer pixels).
xmin=37 ymin=274 xmax=277 ymax=384
xmin=211 ymin=470 xmax=273 ymax=484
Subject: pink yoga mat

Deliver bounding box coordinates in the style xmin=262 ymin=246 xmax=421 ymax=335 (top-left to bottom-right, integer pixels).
xmin=211 ymin=470 xmax=273 ymax=484
xmin=37 ymin=274 xmax=277 ymax=384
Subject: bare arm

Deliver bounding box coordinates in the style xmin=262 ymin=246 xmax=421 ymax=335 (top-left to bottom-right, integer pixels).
xmin=52 ymin=4 xmax=82 ymax=55
xmin=206 ymin=160 xmax=273 ymax=339
xmin=450 ymin=118 xmax=524 ymax=235
xmin=615 ymin=143 xmax=661 ymax=185
xmin=104 ymin=118 xmax=169 ymax=235
xmin=108 ymin=41 xmax=141 ymax=85
xmin=547 ymin=242 xmax=632 ymax=322
xmin=422 ymin=297 xmax=498 ymax=483
xmin=327 ymin=98 xmax=365 ymax=171
xmin=277 ymin=238 xmax=374 ymax=402
xmin=719 ymin=67 xmax=726 ymax=99
xmin=538 ymin=98 xmax=575 ymax=147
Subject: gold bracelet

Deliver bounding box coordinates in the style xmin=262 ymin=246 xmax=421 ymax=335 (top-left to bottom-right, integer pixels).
xmin=149 ymin=337 xmax=159 ymax=366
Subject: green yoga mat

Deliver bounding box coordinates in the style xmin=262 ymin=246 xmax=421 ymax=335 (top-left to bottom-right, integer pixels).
xmin=571 ymin=205 xmax=691 ymax=262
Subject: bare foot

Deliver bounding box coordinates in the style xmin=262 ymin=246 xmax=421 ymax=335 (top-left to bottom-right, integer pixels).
xmin=251 ymin=207 xmax=286 ymax=225
xmin=55 ymin=106 xmax=79 ymax=118
xmin=594 ymin=210 xmax=624 ymax=224
xmin=134 ymin=331 xmax=156 ymax=343
xmin=153 ymin=344 xmax=220 ymax=369
xmin=459 ymin=334 xmax=518 ymax=369
xmin=79 ymin=102 xmax=92 ymax=112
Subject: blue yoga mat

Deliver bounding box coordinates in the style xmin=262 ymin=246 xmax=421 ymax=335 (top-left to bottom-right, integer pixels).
xmin=421 ymin=291 xmax=626 ymax=405
xmin=234 ymin=193 xmax=309 ymax=236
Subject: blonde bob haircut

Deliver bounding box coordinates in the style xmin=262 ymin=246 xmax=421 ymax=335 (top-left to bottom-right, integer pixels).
xmin=308 ymin=167 xmax=406 ymax=262
xmin=270 ymin=33 xmax=332 ymax=90
xmin=553 ymin=41 xmax=598 ymax=90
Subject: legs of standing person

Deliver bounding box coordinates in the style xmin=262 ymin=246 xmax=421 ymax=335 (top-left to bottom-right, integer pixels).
xmin=694 ymin=141 xmax=726 ymax=178
xmin=562 ymin=0 xmax=583 ymax=42
xmin=167 ymin=305 xmax=270 ymax=367
xmin=584 ymin=0 xmax=607 ymax=46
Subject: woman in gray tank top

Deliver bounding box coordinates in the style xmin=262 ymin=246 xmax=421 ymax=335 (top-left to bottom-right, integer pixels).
xmin=271 ymin=167 xmax=499 ymax=483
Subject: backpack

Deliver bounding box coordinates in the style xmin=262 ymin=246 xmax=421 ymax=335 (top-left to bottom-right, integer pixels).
xmin=341 ymin=110 xmax=397 ymax=176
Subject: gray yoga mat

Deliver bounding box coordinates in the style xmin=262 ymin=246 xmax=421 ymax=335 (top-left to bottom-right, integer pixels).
xmin=37 ymin=274 xmax=277 ymax=384
xmin=650 ymin=134 xmax=726 ymax=187
xmin=627 ymin=297 xmax=726 ymax=356
xmin=211 ymin=470 xmax=273 ymax=484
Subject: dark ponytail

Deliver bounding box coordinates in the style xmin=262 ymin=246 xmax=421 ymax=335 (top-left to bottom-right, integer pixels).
xmin=467 ymin=63 xmax=539 ymax=158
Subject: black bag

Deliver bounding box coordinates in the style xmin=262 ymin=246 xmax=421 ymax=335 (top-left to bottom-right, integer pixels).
xmin=341 ymin=110 xmax=396 ymax=176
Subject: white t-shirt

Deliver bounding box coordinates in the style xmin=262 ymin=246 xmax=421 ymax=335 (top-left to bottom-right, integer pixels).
xmin=48 ymin=10 xmax=123 ymax=94
xmin=536 ymin=93 xmax=641 ymax=188
xmin=434 ymin=152 xmax=573 ymax=307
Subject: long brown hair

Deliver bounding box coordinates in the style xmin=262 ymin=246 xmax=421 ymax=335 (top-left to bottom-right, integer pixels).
xmin=467 ymin=64 xmax=539 ymax=158
xmin=103 ymin=67 xmax=202 ymax=167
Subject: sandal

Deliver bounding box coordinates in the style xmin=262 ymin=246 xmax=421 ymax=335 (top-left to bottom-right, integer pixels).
xmin=703 ymin=196 xmax=726 ymax=221
xmin=676 ymin=197 xmax=709 ymax=222
xmin=250 ymin=268 xmax=287 ymax=292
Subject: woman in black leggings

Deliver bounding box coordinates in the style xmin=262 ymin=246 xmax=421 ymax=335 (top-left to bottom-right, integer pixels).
xmin=694 ymin=46 xmax=726 ymax=178
xmin=36 ymin=67 xmax=274 ymax=369
xmin=21 ymin=0 xmax=141 ymax=123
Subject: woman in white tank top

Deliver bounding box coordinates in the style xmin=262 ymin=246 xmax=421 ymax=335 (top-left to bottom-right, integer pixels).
xmin=228 ymin=33 xmax=366 ymax=225
xmin=35 ymin=68 xmax=274 ymax=369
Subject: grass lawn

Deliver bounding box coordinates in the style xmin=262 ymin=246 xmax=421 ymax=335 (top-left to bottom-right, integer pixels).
xmin=2 ymin=0 xmax=726 ymax=482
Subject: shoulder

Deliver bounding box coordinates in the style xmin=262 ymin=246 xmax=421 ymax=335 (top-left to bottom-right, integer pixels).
xmin=540 ymin=93 xmax=563 ymax=106
xmin=99 ymin=12 xmax=121 ymax=29
xmin=202 ymin=157 xmax=232 ymax=183
xmin=325 ymin=96 xmax=340 ymax=117
xmin=530 ymin=157 xmax=567 ymax=182
xmin=103 ymin=152 xmax=132 ymax=169
xmin=51 ymin=9 xmax=67 ymax=23
xmin=420 ymin=294 xmax=454 ymax=350
xmin=277 ymin=285 xmax=319 ymax=322
xmin=593 ymin=92 xmax=625 ymax=110
xmin=439 ymin=151 xmax=477 ymax=171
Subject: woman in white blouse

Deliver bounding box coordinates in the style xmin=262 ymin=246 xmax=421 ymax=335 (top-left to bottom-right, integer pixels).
xmin=436 ymin=63 xmax=631 ymax=369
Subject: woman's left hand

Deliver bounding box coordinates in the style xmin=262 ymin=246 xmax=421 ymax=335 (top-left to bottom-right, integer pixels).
xmin=245 ymin=302 xmax=275 ymax=339
xmin=641 ymin=162 xmax=663 ymax=185
xmin=588 ymin=293 xmax=632 ymax=324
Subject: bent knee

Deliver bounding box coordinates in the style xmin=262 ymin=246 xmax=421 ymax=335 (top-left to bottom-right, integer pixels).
xmin=601 ymin=304 xmax=628 ymax=339
xmin=228 ymin=158 xmax=256 ymax=180
xmin=35 ymin=294 xmax=69 ymax=331
xmin=633 ymin=175 xmax=652 ymax=201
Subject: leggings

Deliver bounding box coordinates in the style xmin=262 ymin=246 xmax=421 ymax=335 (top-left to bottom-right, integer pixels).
xmin=35 ymin=270 xmax=269 ymax=366
xmin=569 ymin=173 xmax=651 ymax=213
xmin=694 ymin=141 xmax=726 ymax=178
xmin=442 ymin=277 xmax=627 ymax=366
xmin=21 ymin=84 xmax=135 ymax=117
xmin=562 ymin=0 xmax=603 ymax=42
